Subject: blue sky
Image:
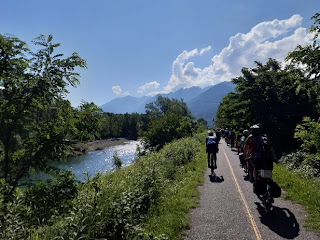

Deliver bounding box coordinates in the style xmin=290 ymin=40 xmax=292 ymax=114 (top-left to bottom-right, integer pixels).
xmin=1 ymin=1 xmax=319 ymax=106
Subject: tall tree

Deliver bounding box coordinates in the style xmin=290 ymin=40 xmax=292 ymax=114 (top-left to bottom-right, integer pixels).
xmin=144 ymin=96 xmax=194 ymax=149
xmin=74 ymin=101 xmax=103 ymax=141
xmin=0 ymin=34 xmax=86 ymax=194
xmin=216 ymin=59 xmax=319 ymax=152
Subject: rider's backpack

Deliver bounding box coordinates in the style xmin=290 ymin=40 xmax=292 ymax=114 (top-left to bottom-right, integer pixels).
xmin=206 ymin=137 xmax=218 ymax=153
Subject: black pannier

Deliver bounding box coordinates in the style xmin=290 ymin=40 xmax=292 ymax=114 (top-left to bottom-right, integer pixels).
xmin=271 ymin=181 xmax=281 ymax=198
xmin=253 ymin=180 xmax=281 ymax=198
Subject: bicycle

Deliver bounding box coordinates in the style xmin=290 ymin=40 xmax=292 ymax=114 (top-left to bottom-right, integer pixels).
xmin=254 ymin=169 xmax=274 ymax=213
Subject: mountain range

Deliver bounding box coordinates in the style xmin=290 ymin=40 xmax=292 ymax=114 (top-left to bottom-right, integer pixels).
xmin=100 ymin=81 xmax=235 ymax=125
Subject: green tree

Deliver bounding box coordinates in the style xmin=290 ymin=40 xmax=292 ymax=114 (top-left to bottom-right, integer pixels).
xmin=294 ymin=117 xmax=320 ymax=154
xmin=74 ymin=101 xmax=103 ymax=141
xmin=145 ymin=96 xmax=192 ymax=120
xmin=0 ymin=34 xmax=86 ymax=194
xmin=216 ymin=59 xmax=319 ymax=152
xmin=144 ymin=96 xmax=194 ymax=149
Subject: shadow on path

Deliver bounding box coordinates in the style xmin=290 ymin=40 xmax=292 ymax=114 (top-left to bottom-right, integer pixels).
xmin=209 ymin=175 xmax=224 ymax=183
xmin=255 ymin=203 xmax=300 ymax=239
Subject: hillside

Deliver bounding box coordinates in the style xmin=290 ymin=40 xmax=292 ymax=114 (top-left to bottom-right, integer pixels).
xmin=188 ymin=81 xmax=235 ymax=125
xmin=100 ymin=96 xmax=149 ymax=114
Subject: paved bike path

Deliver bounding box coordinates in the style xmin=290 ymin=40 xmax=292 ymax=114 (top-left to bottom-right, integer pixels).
xmin=185 ymin=140 xmax=319 ymax=240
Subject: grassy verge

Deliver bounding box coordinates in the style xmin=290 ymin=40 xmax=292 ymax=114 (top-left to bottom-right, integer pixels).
xmin=273 ymin=164 xmax=320 ymax=233
xmin=141 ymin=134 xmax=207 ymax=239
xmin=20 ymin=134 xmax=207 ymax=240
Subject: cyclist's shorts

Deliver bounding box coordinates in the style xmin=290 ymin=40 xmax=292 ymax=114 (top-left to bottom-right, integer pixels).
xmin=207 ymin=144 xmax=217 ymax=153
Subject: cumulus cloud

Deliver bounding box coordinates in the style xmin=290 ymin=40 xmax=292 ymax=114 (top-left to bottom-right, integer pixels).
xmin=154 ymin=14 xmax=314 ymax=95
xmin=137 ymin=81 xmax=160 ymax=94
xmin=112 ymin=86 xmax=129 ymax=96
xmin=200 ymin=46 xmax=212 ymax=55
xmin=112 ymin=86 xmax=122 ymax=96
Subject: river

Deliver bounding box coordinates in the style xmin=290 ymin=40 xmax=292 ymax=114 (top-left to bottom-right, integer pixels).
xmin=25 ymin=140 xmax=141 ymax=183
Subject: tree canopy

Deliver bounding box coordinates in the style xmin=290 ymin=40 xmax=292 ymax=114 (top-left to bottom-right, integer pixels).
xmin=0 ymin=34 xmax=86 ymax=192
xmin=144 ymin=96 xmax=195 ymax=149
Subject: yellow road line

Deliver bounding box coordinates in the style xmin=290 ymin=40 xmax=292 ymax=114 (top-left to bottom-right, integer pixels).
xmin=222 ymin=145 xmax=263 ymax=240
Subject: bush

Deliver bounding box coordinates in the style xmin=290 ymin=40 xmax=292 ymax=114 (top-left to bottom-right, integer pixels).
xmin=0 ymin=170 xmax=78 ymax=239
xmin=295 ymin=117 xmax=320 ymax=154
xmin=279 ymin=151 xmax=307 ymax=170
xmin=280 ymin=151 xmax=320 ymax=178
xmin=113 ymin=151 xmax=123 ymax=169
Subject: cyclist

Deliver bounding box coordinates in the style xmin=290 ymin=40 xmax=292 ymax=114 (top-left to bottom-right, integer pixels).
xmin=229 ymin=128 xmax=235 ymax=148
xmin=206 ymin=131 xmax=219 ymax=169
xmin=215 ymin=128 xmax=221 ymax=143
xmin=236 ymin=130 xmax=243 ymax=154
xmin=244 ymin=125 xmax=262 ymax=182
xmin=238 ymin=129 xmax=249 ymax=168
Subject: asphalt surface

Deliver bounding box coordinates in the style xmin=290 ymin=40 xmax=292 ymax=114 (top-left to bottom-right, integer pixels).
xmin=185 ymin=139 xmax=320 ymax=240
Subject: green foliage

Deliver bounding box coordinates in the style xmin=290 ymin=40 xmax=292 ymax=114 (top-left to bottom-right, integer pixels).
xmin=1 ymin=136 xmax=204 ymax=239
xmin=294 ymin=117 xmax=320 ymax=154
xmin=0 ymin=34 xmax=86 ymax=193
xmin=73 ymin=101 xmax=103 ymax=141
xmin=216 ymin=59 xmax=320 ymax=153
xmin=145 ymin=96 xmax=192 ymax=120
xmin=99 ymin=112 xmax=144 ymax=140
xmin=280 ymin=151 xmax=320 ymax=178
xmin=279 ymin=151 xmax=307 ymax=170
xmin=0 ymin=170 xmax=78 ymax=239
xmin=144 ymin=96 xmax=195 ymax=149
xmin=113 ymin=151 xmax=122 ymax=169
xmin=196 ymin=118 xmax=208 ymax=131
xmin=279 ymin=117 xmax=320 ymax=178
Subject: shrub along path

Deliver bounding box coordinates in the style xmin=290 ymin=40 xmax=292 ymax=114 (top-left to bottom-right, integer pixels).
xmin=185 ymin=139 xmax=319 ymax=240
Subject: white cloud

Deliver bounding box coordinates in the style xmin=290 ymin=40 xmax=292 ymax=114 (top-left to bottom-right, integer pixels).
xmin=137 ymin=81 xmax=160 ymax=94
xmin=200 ymin=46 xmax=212 ymax=55
xmin=112 ymin=86 xmax=123 ymax=96
xmin=123 ymin=90 xmax=130 ymax=96
xmin=152 ymin=14 xmax=314 ymax=95
xmin=112 ymin=86 xmax=130 ymax=97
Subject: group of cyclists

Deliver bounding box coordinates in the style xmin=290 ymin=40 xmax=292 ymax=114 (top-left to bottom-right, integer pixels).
xmin=205 ymin=124 xmax=281 ymax=212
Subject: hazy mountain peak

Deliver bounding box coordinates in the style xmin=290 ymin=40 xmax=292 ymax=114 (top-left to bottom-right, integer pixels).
xmin=100 ymin=82 xmax=235 ymax=124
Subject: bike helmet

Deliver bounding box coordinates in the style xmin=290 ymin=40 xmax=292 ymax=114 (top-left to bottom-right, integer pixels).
xmin=243 ymin=129 xmax=249 ymax=136
xmin=250 ymin=124 xmax=260 ymax=136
